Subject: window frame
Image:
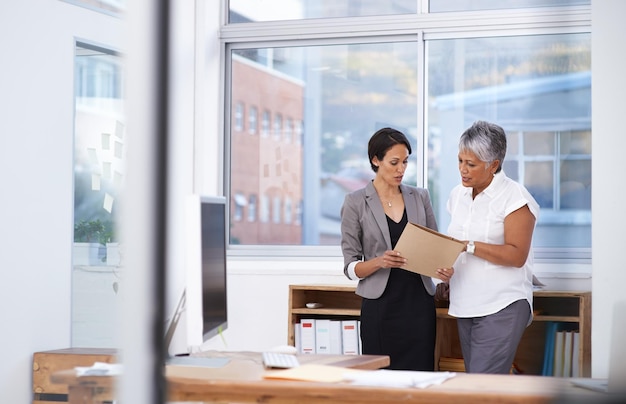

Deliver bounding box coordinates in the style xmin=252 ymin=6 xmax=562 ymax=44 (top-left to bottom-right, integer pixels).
xmin=220 ymin=4 xmax=592 ymax=263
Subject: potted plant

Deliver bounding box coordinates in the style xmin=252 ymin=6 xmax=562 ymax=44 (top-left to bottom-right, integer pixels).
xmin=73 ymin=219 xmax=112 ymax=265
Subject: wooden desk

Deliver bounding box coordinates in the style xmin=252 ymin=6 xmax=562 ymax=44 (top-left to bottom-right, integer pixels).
xmin=51 ymin=351 xmax=606 ymax=404
xmin=50 ymin=351 xmax=388 ymax=404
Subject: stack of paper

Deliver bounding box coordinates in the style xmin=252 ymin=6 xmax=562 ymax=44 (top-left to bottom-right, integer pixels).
xmin=75 ymin=362 xmax=123 ymax=376
xmin=264 ymin=365 xmax=457 ymax=389
xmin=344 ymin=369 xmax=457 ymax=388
xmin=263 ymin=364 xmax=362 ymax=383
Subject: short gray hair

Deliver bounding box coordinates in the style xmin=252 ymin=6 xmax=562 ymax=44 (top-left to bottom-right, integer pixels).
xmin=459 ymin=120 xmax=507 ymax=173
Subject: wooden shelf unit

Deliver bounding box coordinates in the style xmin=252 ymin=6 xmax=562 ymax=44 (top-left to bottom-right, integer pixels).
xmin=32 ymin=347 xmax=117 ymax=404
xmin=287 ymin=284 xmax=591 ymax=377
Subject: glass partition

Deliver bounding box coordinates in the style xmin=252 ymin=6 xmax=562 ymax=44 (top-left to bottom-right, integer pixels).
xmin=72 ymin=42 xmax=125 ymax=347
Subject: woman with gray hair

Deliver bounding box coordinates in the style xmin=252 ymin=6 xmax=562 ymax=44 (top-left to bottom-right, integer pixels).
xmin=445 ymin=120 xmax=539 ymax=374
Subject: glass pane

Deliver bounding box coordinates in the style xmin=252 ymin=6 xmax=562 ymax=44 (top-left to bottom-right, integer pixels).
xmin=525 ymin=161 xmax=554 ymax=208
xmin=503 ymin=160 xmax=519 ymax=181
xmin=524 ymin=131 xmax=554 ymax=155
xmin=561 ymin=130 xmax=591 ymax=154
xmin=507 ymin=131 xmax=519 ymax=155
xmin=430 ymin=0 xmax=589 ymax=13
xmin=72 ymin=43 xmax=124 ymax=347
xmin=427 ymin=33 xmax=591 ymax=249
xmin=229 ymin=0 xmax=417 ymax=23
xmin=229 ymin=41 xmax=418 ymax=245
xmin=560 ymin=160 xmax=591 ymax=209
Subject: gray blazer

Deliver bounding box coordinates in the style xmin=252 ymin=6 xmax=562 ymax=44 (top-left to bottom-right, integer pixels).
xmin=340 ymin=181 xmax=438 ymax=299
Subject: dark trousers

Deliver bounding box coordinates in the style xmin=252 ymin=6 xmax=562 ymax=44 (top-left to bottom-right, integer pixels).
xmin=457 ymin=299 xmax=530 ymax=374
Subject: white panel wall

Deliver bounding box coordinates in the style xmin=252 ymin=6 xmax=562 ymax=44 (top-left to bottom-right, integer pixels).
xmin=0 ymin=1 xmax=123 ymax=403
xmin=591 ymin=0 xmax=626 ymax=379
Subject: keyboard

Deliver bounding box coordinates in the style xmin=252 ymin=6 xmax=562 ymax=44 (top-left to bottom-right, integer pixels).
xmin=262 ymin=351 xmax=300 ymax=369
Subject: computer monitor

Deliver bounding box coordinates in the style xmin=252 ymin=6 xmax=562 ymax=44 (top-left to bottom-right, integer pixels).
xmin=165 ymin=195 xmax=229 ymax=367
xmin=197 ymin=195 xmax=228 ymax=341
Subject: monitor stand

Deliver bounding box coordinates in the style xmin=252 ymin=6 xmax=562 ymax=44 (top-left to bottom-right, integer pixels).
xmin=166 ymin=355 xmax=230 ymax=368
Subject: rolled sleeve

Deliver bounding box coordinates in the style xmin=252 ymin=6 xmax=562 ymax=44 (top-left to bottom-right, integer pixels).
xmin=346 ymin=261 xmax=361 ymax=280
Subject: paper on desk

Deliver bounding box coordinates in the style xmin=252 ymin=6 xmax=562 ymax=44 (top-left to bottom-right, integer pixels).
xmin=343 ymin=370 xmax=456 ymax=388
xmin=263 ymin=364 xmax=364 ymax=383
xmin=75 ymin=361 xmax=124 ymax=377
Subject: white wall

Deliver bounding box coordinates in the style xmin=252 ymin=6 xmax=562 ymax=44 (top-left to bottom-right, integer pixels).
xmin=591 ymin=0 xmax=626 ymax=379
xmin=0 ymin=1 xmax=622 ymax=403
xmin=0 ymin=1 xmax=123 ymax=402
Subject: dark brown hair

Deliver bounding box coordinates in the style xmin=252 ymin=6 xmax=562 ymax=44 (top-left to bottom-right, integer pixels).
xmin=367 ymin=127 xmax=412 ymax=172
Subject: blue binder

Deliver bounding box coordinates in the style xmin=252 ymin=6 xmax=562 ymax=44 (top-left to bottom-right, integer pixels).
xmin=541 ymin=321 xmax=559 ymax=376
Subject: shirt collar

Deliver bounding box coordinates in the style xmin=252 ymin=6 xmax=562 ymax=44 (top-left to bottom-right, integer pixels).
xmin=462 ymin=170 xmax=507 ymax=198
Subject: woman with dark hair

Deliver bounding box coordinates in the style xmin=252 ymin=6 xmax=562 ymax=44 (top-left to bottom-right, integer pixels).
xmin=340 ymin=127 xmax=453 ymax=370
xmin=446 ymin=120 xmax=539 ymax=374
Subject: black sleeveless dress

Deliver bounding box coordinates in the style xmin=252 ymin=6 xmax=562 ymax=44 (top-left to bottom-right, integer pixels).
xmin=359 ymin=209 xmax=436 ymax=370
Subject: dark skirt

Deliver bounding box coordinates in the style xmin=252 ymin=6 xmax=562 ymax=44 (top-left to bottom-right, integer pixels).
xmin=359 ymin=268 xmax=436 ymax=371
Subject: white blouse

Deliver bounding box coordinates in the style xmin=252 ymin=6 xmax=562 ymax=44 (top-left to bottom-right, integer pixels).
xmin=446 ymin=171 xmax=539 ymax=321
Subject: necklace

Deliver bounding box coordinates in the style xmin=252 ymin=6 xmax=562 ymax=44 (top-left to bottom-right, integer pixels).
xmin=374 ymin=182 xmax=400 ymax=208
xmin=384 ymin=193 xmax=399 ymax=207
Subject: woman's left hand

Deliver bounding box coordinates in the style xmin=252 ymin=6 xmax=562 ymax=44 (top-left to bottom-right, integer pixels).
xmin=436 ymin=266 xmax=454 ymax=282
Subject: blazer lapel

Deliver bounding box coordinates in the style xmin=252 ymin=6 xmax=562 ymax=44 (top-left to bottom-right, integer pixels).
xmin=365 ymin=181 xmax=392 ymax=248
xmin=400 ymin=184 xmax=417 ymax=223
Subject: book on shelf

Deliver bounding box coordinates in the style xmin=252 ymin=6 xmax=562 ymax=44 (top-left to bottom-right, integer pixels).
xmin=571 ymin=331 xmax=580 ymax=377
xmin=294 ymin=321 xmax=302 ymax=354
xmin=542 ymin=321 xmax=558 ymax=376
xmin=546 ymin=323 xmax=580 ymax=378
xmin=553 ymin=330 xmax=565 ymax=377
xmin=341 ymin=320 xmax=360 ymax=355
xmin=563 ymin=330 xmax=573 ymax=377
xmin=357 ymin=320 xmax=362 ymax=355
xmin=315 ymin=319 xmax=331 ymax=354
xmin=329 ymin=320 xmax=343 ymax=355
xmin=300 ymin=319 xmax=316 ymax=355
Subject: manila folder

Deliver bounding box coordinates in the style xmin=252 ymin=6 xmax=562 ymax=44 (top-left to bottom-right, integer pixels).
xmin=394 ymin=223 xmax=465 ymax=279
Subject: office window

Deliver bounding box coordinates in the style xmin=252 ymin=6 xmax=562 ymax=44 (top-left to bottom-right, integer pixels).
xmin=427 ymin=34 xmax=591 ymax=250
xmin=504 ymin=130 xmax=591 ymax=212
xmin=229 ymin=1 xmax=417 ymax=23
xmin=229 ymin=41 xmax=417 ymax=246
xmin=284 ymin=198 xmax=293 ymax=224
xmin=295 ymin=200 xmax=303 ymax=226
xmin=273 ymin=196 xmax=282 ymax=224
xmin=430 ymin=0 xmax=588 ymax=12
xmin=260 ymin=194 xmax=270 ymax=223
xmin=233 ymin=192 xmax=246 ymax=221
xmin=247 ymin=194 xmax=257 ymax=222
xmin=294 ymin=119 xmax=303 ymax=145
xmin=223 ymin=2 xmax=591 ymax=260
xmin=285 ymin=117 xmax=293 ymax=143
xmin=273 ymin=113 xmax=283 ymax=141
xmin=261 ymin=110 xmax=270 ymax=138
xmin=248 ymin=106 xmax=258 ymax=135
xmin=234 ymin=102 xmax=244 ymax=132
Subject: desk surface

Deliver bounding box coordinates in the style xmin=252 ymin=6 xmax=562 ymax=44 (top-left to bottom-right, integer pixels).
xmin=51 ymin=351 xmax=609 ymax=404
xmin=167 ymin=365 xmax=605 ymax=404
